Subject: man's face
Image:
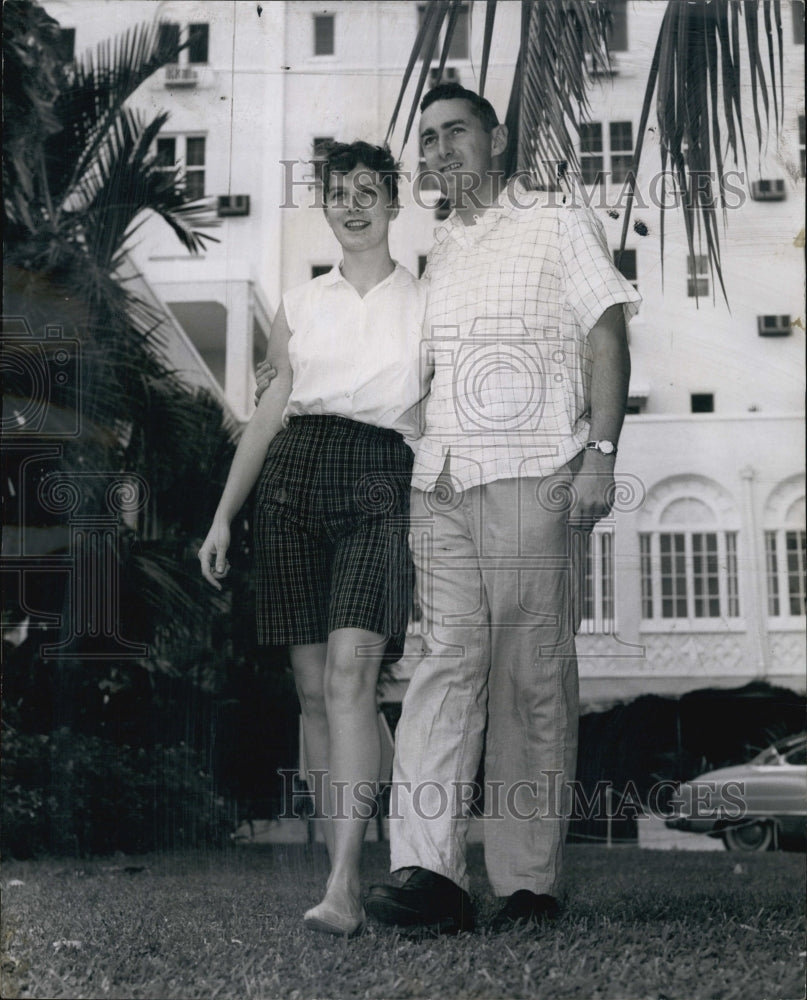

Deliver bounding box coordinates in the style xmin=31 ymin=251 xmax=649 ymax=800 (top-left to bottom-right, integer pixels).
xmin=419 ymin=98 xmax=495 ymax=206
xmin=323 ymin=164 xmax=397 ymax=251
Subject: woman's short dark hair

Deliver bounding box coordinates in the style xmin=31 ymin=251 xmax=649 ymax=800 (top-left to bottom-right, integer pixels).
xmin=420 ymin=82 xmax=499 ymax=134
xmin=318 ymin=141 xmax=400 ymax=204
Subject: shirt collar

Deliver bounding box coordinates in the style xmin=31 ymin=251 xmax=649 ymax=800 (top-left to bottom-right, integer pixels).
xmin=432 ymin=175 xmax=541 ymax=245
xmin=323 ymin=261 xmax=409 ymax=291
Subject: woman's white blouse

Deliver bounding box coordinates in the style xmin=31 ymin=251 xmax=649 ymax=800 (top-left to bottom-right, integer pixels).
xmin=281 ymin=263 xmax=429 ymax=444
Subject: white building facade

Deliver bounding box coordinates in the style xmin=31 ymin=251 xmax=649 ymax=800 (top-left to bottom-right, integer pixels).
xmin=47 ymin=0 xmax=806 ymax=706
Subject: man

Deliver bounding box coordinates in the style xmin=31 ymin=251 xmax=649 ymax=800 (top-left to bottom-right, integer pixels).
xmin=364 ymin=83 xmax=640 ymax=934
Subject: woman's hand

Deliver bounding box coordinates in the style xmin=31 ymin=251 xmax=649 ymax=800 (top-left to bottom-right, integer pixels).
xmin=198 ymin=519 xmax=232 ymax=590
xmin=254 ymin=360 xmax=278 ymax=406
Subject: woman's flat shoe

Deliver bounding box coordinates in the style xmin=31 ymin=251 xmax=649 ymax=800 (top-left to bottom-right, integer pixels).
xmin=303 ymin=902 xmax=366 ymax=938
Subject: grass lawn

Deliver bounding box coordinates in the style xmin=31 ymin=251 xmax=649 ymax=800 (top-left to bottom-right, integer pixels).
xmin=1 ymin=842 xmax=804 ymax=1000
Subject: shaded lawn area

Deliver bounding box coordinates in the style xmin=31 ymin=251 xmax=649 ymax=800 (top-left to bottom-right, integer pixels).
xmin=1 ymin=842 xmax=804 ymax=1000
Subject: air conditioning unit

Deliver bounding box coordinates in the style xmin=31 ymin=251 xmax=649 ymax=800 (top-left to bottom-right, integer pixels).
xmin=428 ymin=66 xmax=460 ymax=87
xmin=217 ymin=195 xmax=250 ymax=217
xmin=757 ymin=314 xmax=791 ymax=337
xmin=164 ymin=65 xmax=199 ymax=86
xmin=750 ymin=179 xmax=786 ymax=201
xmin=585 ymin=52 xmax=618 ymax=76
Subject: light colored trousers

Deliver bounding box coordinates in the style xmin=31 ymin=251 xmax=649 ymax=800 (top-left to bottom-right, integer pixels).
xmin=390 ymin=466 xmax=581 ymax=897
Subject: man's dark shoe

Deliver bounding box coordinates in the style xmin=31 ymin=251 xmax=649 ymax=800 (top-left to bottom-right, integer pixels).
xmin=490 ymin=890 xmax=559 ymax=932
xmin=365 ymin=867 xmax=474 ymax=933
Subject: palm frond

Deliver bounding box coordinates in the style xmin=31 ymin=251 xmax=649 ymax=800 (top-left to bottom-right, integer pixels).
xmin=392 ymin=0 xmax=784 ymax=298
xmin=517 ymin=0 xmax=612 ymax=188
xmin=619 ymin=0 xmax=783 ymax=304
xmin=387 ymin=0 xmax=611 ymax=187
xmin=65 ymin=106 xmax=219 ymax=267
xmin=478 ymin=0 xmax=498 ymax=98
xmin=385 ymin=0 xmax=451 ymax=148
xmin=47 ymin=20 xmax=184 ymax=205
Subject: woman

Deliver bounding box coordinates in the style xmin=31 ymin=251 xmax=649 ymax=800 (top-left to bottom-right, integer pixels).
xmin=199 ymin=142 xmax=427 ymax=936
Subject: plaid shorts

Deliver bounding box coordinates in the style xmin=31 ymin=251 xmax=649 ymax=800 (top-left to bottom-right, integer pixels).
xmin=253 ymin=415 xmax=414 ymax=660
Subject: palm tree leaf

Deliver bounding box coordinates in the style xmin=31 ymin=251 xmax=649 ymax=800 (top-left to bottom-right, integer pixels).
xmin=502 ymin=47 xmax=523 ymax=179
xmin=434 ymin=0 xmax=464 ymax=84
xmin=703 ymin=7 xmax=726 ymax=207
xmin=66 ymin=107 xmax=218 ymax=266
xmin=517 ymin=1 xmax=614 ymax=187
xmin=385 ymin=0 xmax=449 ymax=146
xmin=478 ymin=0 xmax=498 ymax=98
xmin=761 ymin=0 xmax=780 ymax=128
xmin=743 ymin=0 xmax=769 ymax=151
xmin=715 ymin=0 xmax=743 ymax=165
xmin=617 ymin=13 xmax=665 ymax=268
xmin=48 ymin=21 xmax=183 ymax=207
xmin=400 ymin=2 xmax=452 ymax=150
xmin=619 ymin=0 xmax=783 ymax=304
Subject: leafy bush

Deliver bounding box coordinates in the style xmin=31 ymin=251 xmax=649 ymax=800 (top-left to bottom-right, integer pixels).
xmin=1 ymin=720 xmax=234 ymax=858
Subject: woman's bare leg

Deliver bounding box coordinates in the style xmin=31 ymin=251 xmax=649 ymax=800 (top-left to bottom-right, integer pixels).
xmin=289 ymin=643 xmax=334 ymax=861
xmin=307 ymin=627 xmax=385 ymax=924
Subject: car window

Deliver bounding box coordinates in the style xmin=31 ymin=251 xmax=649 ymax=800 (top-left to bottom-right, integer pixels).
xmin=784 ymin=744 xmax=807 ymax=765
xmin=753 ymin=747 xmax=782 ymax=765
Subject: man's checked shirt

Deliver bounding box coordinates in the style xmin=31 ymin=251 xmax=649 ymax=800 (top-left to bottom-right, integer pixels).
xmin=412 ymin=180 xmax=641 ymax=492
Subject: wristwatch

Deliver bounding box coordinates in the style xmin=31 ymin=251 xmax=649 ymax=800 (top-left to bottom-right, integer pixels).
xmin=585 ymin=440 xmax=618 ymax=456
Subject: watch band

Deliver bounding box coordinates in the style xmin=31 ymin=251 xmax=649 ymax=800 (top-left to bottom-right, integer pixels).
xmin=585 ymin=440 xmax=618 ymax=456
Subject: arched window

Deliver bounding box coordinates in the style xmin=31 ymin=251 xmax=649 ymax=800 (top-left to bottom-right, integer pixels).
xmin=638 ymin=478 xmax=740 ymax=622
xmin=577 ymin=527 xmax=615 ymax=634
xmin=764 ymin=477 xmax=806 ymax=619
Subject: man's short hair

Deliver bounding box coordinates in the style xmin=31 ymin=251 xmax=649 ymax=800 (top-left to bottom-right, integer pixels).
xmin=420 ymin=82 xmax=500 ymax=133
xmin=318 ymin=140 xmax=400 ymax=204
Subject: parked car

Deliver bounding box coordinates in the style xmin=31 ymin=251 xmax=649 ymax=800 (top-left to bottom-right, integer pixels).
xmin=665 ymin=733 xmax=807 ymax=851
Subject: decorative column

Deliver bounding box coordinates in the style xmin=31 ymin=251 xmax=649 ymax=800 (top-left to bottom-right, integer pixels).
xmin=38 ymin=472 xmax=150 ymax=659
xmin=739 ymin=466 xmax=770 ymax=678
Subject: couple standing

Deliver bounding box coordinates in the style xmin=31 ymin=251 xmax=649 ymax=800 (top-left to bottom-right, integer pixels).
xmin=200 ymin=82 xmax=640 ymax=937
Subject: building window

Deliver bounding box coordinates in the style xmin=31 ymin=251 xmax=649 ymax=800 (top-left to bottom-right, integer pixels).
xmin=155 ymin=136 xmax=176 ymax=172
xmin=188 ymin=23 xmax=209 ymax=64
xmin=311 ymin=137 xmax=334 ymax=184
xmin=687 ymin=254 xmax=709 ymax=297
xmin=605 ymin=0 xmax=629 ymax=51
xmin=609 ymin=122 xmax=634 ymax=183
xmin=314 ymin=14 xmax=335 ymax=56
xmin=435 ymin=196 xmax=451 ymax=220
xmin=799 ymin=116 xmax=806 ymax=177
xmin=158 ymin=22 xmax=180 ymax=58
xmin=311 ymin=265 xmax=331 ymax=279
xmin=580 ymin=122 xmax=632 ymax=184
xmin=793 ymin=0 xmax=805 ymax=44
xmin=613 ymin=248 xmax=637 ymax=289
xmin=446 ymin=4 xmax=470 ymax=59
xmin=690 ymin=393 xmax=714 ymax=413
xmin=578 ymin=530 xmax=615 ymax=633
xmin=580 ymin=123 xmax=604 ymax=185
xmin=750 ymin=178 xmax=786 ymax=201
xmin=417 ymin=157 xmax=441 ymax=191
xmin=418 ymin=255 xmax=428 ymax=278
xmin=155 ymin=135 xmax=205 ymax=200
xmin=418 ymin=4 xmax=470 ymax=61
xmin=766 ymin=530 xmax=806 ymax=616
xmin=641 ymin=531 xmax=740 ymax=620
xmin=184 ymin=137 xmax=205 ymax=199
xmin=56 ymin=28 xmax=75 ymax=62
xmin=640 ymin=534 xmax=653 ymax=618
xmin=758 ymin=314 xmax=792 ymax=337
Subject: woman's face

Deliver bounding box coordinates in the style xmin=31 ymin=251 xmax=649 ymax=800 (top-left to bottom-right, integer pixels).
xmin=324 ymin=163 xmax=398 ymax=253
